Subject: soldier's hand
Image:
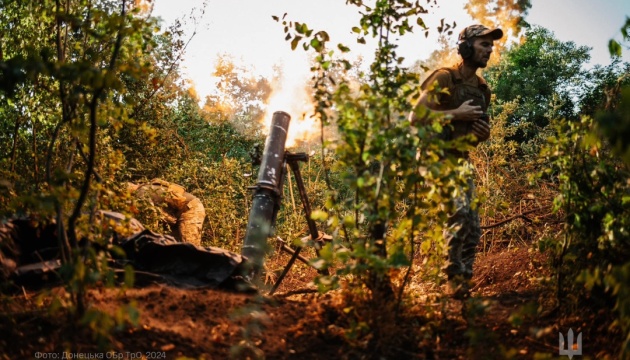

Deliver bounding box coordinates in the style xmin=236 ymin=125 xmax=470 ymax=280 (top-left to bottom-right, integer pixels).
xmin=471 ymin=119 xmax=490 ymax=141
xmin=453 ymin=100 xmax=483 ymax=121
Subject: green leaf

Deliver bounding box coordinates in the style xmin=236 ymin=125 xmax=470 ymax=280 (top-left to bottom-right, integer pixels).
xmin=609 ymin=39 xmax=622 ymax=57
xmin=310 ymin=38 xmax=322 ymax=51
xmin=431 ymin=121 xmax=443 ymax=133
xmin=621 ymin=16 xmax=630 ymax=40
xmin=291 ymin=36 xmax=302 ymax=50
xmin=311 ymin=210 xmax=328 ymax=221
xmin=337 ymin=43 xmax=350 ymax=53
xmin=343 ymin=215 xmax=356 ymax=228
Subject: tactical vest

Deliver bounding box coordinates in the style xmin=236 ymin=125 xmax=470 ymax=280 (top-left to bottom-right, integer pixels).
xmin=424 ymin=66 xmax=491 ymax=156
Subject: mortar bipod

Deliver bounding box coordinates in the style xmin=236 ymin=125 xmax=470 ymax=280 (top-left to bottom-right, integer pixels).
xmin=269 ymin=152 xmax=332 ymax=295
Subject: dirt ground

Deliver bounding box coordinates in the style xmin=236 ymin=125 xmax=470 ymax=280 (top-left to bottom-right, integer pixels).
xmin=0 ymin=245 xmax=624 ymax=360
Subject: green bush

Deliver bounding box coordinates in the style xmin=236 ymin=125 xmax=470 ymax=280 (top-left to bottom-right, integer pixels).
xmin=541 ymin=113 xmax=630 ymax=356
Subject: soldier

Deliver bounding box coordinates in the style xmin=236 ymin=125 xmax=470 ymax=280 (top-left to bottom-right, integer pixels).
xmin=128 ymin=179 xmax=206 ymax=246
xmin=409 ymin=24 xmax=503 ymax=298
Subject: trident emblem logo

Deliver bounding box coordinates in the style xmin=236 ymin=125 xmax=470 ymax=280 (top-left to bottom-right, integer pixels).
xmin=559 ymin=328 xmax=582 ymax=359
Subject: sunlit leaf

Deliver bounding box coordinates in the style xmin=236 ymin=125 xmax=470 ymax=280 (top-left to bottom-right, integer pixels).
xmin=291 ymin=36 xmax=302 ymax=50
xmin=311 ymin=210 xmax=328 ymax=221
xmin=609 ymin=39 xmax=622 ymax=57
xmin=310 ymin=38 xmax=322 ymax=51
xmin=337 ymin=43 xmax=350 ymax=53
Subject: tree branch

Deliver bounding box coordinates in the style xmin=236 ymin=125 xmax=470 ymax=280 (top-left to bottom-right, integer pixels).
xmin=480 ymin=206 xmax=549 ymax=230
xmin=130 ymin=29 xmax=197 ymax=119
xmin=68 ymin=0 xmax=127 ymax=248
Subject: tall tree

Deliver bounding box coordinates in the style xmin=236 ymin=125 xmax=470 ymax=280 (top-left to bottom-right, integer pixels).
xmin=485 ymin=26 xmax=591 ymax=143
xmin=464 ymin=0 xmax=531 ymax=38
xmin=0 ymin=0 xmax=165 ymax=314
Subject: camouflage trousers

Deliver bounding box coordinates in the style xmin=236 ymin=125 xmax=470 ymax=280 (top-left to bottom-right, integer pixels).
xmin=443 ymin=175 xmax=481 ymax=279
xmin=175 ymin=198 xmax=206 ymax=246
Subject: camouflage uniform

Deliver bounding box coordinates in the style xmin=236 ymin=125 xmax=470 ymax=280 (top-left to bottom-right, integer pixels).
xmin=133 ymin=179 xmax=206 ymax=246
xmin=420 ymin=62 xmax=491 ymax=280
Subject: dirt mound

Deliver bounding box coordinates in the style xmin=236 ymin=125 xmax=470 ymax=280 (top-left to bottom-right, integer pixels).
xmin=472 ymin=246 xmax=549 ymax=297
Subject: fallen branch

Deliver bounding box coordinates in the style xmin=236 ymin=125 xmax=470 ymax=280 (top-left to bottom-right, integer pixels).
xmin=274 ymin=288 xmax=319 ymax=297
xmin=481 ymin=206 xmax=550 ymax=230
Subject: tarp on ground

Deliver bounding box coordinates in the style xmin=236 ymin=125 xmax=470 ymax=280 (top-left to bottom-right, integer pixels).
xmin=0 ymin=215 xmax=248 ymax=290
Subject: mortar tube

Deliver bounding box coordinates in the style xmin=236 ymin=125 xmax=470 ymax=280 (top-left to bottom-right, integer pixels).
xmin=241 ymin=111 xmax=291 ymax=278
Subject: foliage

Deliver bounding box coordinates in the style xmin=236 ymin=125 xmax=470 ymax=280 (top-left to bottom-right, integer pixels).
xmin=593 ymin=80 xmax=630 ymax=164
xmin=608 ymin=16 xmax=630 ymax=58
xmin=105 ymin=45 xmax=265 ymax=245
xmin=475 ymin=19 xmax=630 ymax=358
xmin=540 ymin=111 xmax=630 ymax=356
xmin=110 ymin=21 xmax=190 ymax=180
xmin=0 ymin=0 xmax=628 ymax=356
xmin=0 ymin=0 xmax=171 ymax=345
xmin=484 ymin=26 xmax=590 ymax=143
xmin=152 ymin=89 xmax=262 ymax=247
xmin=275 ymin=0 xmax=473 ymax=354
xmin=0 ymin=1 xmax=270 ymax=348
xmin=469 ymin=98 xmax=559 ymax=251
xmin=580 ymin=60 xmax=630 ymax=117
xmin=475 ymin=28 xmax=630 ymax=248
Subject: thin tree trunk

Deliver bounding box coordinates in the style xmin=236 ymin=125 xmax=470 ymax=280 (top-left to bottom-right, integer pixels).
xmin=67 ymin=0 xmax=126 ymax=249
xmin=51 ymin=0 xmax=72 ymax=263
xmin=9 ymin=117 xmax=19 ymax=172
xmin=32 ymin=118 xmax=39 ymax=188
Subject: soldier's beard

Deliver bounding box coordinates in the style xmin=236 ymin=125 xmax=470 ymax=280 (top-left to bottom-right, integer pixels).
xmin=464 ymin=56 xmax=488 ymax=69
